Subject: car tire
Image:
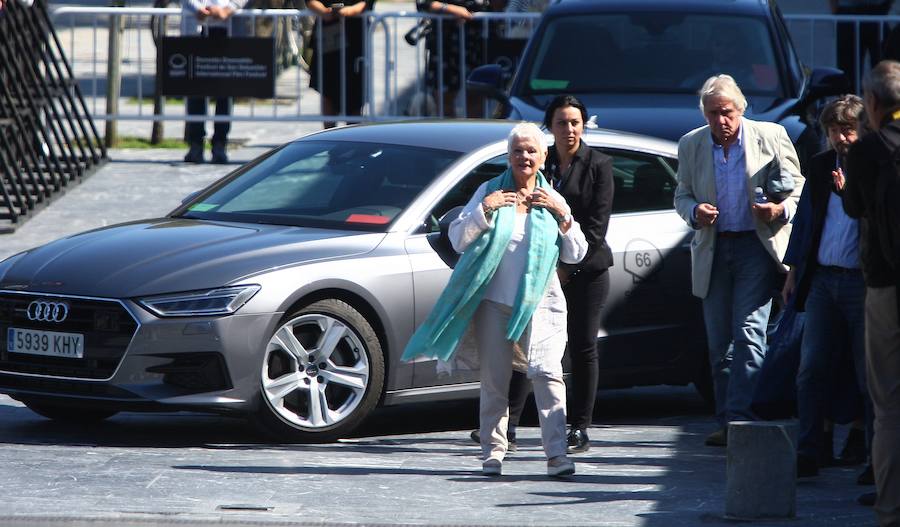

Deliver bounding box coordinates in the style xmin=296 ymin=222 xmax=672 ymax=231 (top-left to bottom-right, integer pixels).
xmin=254 ymin=298 xmax=385 ymax=443
xmin=21 ymin=400 xmax=118 ymax=422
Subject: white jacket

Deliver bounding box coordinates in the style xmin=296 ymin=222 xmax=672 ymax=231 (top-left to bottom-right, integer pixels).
xmin=447 ymin=181 xmax=587 ymax=376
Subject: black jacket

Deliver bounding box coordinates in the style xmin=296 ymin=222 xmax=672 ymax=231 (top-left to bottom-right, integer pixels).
xmin=546 ymin=142 xmax=614 ymax=273
xmin=785 ymin=149 xmax=860 ymax=310
xmin=843 ymin=116 xmax=900 ymax=288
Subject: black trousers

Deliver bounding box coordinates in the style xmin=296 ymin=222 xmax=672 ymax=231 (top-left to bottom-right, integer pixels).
xmin=186 ymin=27 xmax=232 ymax=145
xmin=507 ymin=269 xmax=610 ymax=432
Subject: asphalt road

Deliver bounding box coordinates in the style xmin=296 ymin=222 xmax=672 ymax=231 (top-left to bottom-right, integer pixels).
xmin=0 ymin=385 xmax=880 ymax=527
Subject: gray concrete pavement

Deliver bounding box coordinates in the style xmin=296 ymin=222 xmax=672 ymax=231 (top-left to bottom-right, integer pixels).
xmin=0 ymin=388 xmax=881 ymax=527
xmin=0 ymin=4 xmax=887 ymax=525
xmin=0 ymin=147 xmax=881 ymax=527
xmin=0 ymin=147 xmax=264 ymax=260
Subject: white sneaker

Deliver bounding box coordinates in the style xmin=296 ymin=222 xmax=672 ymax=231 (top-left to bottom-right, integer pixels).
xmin=547 ymin=455 xmax=575 ymax=477
xmin=482 ymin=459 xmax=502 ymax=476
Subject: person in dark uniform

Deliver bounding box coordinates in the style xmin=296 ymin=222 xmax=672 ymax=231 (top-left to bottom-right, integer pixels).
xmin=307 ymin=0 xmax=374 ymax=129
xmin=415 ymin=0 xmax=490 ymax=117
xmin=831 ymin=0 xmax=895 ymax=94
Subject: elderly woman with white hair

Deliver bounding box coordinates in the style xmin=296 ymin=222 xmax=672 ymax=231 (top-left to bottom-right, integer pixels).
xmin=402 ymin=122 xmax=587 ymax=477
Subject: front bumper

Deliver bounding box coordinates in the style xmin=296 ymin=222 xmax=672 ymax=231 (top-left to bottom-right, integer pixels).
xmin=0 ymin=290 xmax=281 ymax=414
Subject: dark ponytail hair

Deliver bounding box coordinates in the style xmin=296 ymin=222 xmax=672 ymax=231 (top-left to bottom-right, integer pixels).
xmin=542 ymin=94 xmax=588 ymax=130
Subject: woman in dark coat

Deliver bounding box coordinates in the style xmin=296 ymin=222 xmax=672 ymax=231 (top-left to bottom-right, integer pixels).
xmin=307 ymin=0 xmax=374 ymax=128
xmin=415 ymin=0 xmax=490 ymax=117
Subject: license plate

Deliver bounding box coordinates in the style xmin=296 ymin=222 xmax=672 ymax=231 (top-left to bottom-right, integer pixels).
xmin=7 ymin=327 xmax=84 ymax=359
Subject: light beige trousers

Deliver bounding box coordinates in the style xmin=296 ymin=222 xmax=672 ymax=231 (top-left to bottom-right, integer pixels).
xmin=473 ymin=300 xmax=568 ymax=462
xmin=866 ymin=286 xmax=900 ymax=527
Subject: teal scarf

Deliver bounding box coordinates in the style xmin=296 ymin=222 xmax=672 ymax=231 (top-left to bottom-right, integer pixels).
xmin=402 ymin=168 xmax=561 ymax=362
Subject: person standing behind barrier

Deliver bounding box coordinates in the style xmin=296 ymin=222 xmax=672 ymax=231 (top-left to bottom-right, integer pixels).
xmin=181 ymin=0 xmax=247 ymax=164
xmin=416 ymin=0 xmax=489 ymax=117
xmin=842 ymin=59 xmax=900 ymax=527
xmin=307 ymin=0 xmax=373 ymax=129
xmin=831 ymin=0 xmax=895 ymax=94
xmin=781 ymin=95 xmax=873 ymax=479
xmin=674 ymin=74 xmax=804 ymax=447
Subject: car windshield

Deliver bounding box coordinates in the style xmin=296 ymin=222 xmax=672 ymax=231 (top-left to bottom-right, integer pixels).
xmin=523 ymin=13 xmax=781 ymax=97
xmin=176 ymin=140 xmax=462 ymax=231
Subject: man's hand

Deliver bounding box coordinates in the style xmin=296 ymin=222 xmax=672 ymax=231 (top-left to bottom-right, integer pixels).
xmin=695 ymin=203 xmax=719 ymax=227
xmin=752 ymin=201 xmax=785 ymax=223
xmin=207 ymin=5 xmax=234 ymax=20
xmin=196 ymin=5 xmax=211 ymax=20
xmin=781 ymin=268 xmax=796 ymax=306
xmin=832 ymin=167 xmax=845 ymax=191
xmin=335 ymin=1 xmax=366 ymax=16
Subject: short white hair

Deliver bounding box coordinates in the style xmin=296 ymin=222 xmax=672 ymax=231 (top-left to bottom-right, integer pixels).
xmin=699 ymin=74 xmax=748 ymax=113
xmin=507 ymin=122 xmax=547 ymax=154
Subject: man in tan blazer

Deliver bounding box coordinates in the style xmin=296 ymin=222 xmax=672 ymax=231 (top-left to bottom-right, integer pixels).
xmin=674 ymin=75 xmax=804 ymax=446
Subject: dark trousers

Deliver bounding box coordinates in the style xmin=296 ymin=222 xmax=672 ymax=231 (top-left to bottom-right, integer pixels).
xmin=506 ymin=268 xmax=610 ymax=432
xmin=185 ymin=27 xmax=232 ymax=145
xmin=186 ymin=96 xmax=232 ymax=145
xmin=835 ymin=4 xmax=893 ymax=93
xmin=564 ymin=269 xmax=610 ymax=431
xmin=796 ymin=267 xmax=871 ymax=461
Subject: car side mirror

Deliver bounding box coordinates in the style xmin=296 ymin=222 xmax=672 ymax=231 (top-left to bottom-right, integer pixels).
xmin=467 ymin=64 xmax=509 ymax=103
xmin=806 ymin=67 xmax=850 ymax=100
xmin=427 ymin=205 xmax=464 ymax=269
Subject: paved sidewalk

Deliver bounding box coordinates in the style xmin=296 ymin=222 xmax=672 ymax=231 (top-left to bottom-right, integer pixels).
xmin=0 ymin=149 xmax=881 ymax=527
xmin=0 ymin=389 xmax=881 ymax=527
xmin=0 ymin=146 xmax=271 ymax=260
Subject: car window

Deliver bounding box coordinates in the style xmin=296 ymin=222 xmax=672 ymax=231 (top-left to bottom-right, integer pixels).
xmin=599 ymin=148 xmax=678 ymax=214
xmin=770 ymin=3 xmax=802 ymax=95
xmin=524 ymin=13 xmax=782 ymax=97
xmin=427 ymin=154 xmax=509 ymax=232
xmin=179 ymin=141 xmax=461 ymax=231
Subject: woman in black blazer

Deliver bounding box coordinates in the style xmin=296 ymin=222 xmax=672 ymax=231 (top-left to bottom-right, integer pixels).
xmin=542 ymin=95 xmax=614 ymax=452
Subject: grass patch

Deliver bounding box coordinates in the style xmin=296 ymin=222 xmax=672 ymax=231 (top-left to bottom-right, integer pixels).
xmin=114 ymin=136 xmax=187 ymax=149
xmin=126 ymin=97 xmax=184 ymax=104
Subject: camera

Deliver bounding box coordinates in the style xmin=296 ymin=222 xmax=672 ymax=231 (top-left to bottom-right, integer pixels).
xmin=403 ymin=0 xmax=492 ymax=45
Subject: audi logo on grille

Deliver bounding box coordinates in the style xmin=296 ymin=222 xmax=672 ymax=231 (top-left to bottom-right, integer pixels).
xmin=26 ymin=300 xmax=70 ymax=323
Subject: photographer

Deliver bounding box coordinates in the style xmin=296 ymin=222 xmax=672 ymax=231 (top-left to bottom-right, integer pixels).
xmin=415 ymin=0 xmax=492 ymax=117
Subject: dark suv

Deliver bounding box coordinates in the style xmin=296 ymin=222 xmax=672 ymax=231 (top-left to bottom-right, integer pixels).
xmin=469 ymin=0 xmax=847 ymax=167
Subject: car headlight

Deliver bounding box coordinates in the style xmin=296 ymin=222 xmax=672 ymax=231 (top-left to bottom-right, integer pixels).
xmin=138 ymin=285 xmax=261 ymax=317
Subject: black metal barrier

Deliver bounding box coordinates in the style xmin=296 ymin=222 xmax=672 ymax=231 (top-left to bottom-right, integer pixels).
xmin=0 ymin=0 xmax=106 ymax=233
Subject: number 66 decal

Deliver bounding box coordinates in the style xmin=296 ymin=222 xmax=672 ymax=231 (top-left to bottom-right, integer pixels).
xmin=623 ymin=239 xmax=663 ymax=283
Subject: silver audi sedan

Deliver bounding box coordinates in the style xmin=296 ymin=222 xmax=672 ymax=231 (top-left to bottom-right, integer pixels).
xmin=0 ymin=121 xmax=706 ymax=441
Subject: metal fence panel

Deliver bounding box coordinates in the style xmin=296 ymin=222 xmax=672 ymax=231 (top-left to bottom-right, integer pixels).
xmin=45 ymin=9 xmax=900 ymax=125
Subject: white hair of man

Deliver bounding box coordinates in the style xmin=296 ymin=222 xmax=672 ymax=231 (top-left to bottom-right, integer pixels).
xmin=507 ymin=122 xmax=548 ymax=154
xmin=863 ymin=59 xmax=900 ymax=110
xmin=698 ymin=74 xmax=748 ymax=113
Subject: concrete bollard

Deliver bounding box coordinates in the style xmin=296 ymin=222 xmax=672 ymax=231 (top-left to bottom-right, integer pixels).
xmin=725 ymin=420 xmax=798 ymax=520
